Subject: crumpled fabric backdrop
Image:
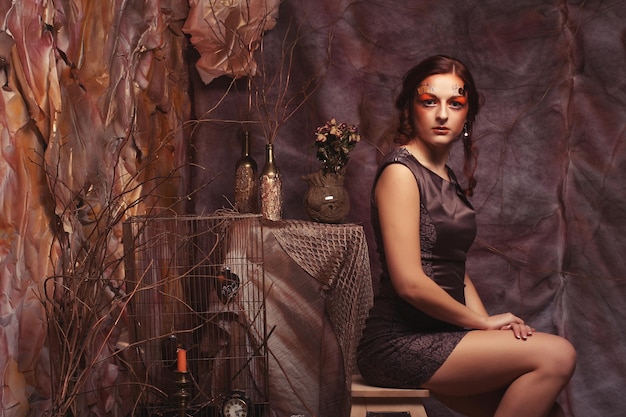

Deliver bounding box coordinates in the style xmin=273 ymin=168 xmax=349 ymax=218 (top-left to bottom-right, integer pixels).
xmin=0 ymin=1 xmax=191 ymax=416
xmin=190 ymin=1 xmax=626 ymax=417
xmin=0 ymin=0 xmax=624 ymax=416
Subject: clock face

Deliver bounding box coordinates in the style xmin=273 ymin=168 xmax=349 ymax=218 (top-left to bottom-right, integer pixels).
xmin=222 ymin=397 xmax=249 ymax=417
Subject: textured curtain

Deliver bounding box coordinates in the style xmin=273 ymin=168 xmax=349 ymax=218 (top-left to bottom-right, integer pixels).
xmin=190 ymin=2 xmax=626 ymax=417
xmin=0 ymin=0 xmax=190 ymax=415
xmin=0 ymin=0 xmax=624 ymax=416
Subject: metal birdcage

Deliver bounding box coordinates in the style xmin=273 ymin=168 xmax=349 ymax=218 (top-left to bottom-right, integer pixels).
xmin=122 ymin=213 xmax=267 ymax=416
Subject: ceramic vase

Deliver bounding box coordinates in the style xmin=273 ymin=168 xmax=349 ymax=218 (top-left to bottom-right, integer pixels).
xmin=303 ymin=169 xmax=350 ymax=223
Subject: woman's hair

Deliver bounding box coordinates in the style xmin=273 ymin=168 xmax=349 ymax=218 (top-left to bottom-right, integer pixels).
xmin=394 ymin=55 xmax=480 ymax=196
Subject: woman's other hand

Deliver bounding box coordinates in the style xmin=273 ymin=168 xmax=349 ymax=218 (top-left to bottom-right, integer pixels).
xmin=500 ymin=322 xmax=535 ymax=340
xmin=484 ymin=313 xmax=535 ymax=340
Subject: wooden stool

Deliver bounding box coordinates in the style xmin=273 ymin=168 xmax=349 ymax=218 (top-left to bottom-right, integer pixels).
xmin=350 ymin=374 xmax=430 ymax=417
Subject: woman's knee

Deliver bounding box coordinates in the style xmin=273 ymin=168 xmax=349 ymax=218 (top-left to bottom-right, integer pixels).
xmin=556 ymin=337 xmax=577 ymax=378
xmin=538 ymin=335 xmax=577 ymax=380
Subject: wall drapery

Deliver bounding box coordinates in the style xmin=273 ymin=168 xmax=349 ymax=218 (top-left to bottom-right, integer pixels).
xmin=0 ymin=0 xmax=624 ymax=416
xmin=0 ymin=0 xmax=190 ymax=415
xmin=190 ymin=2 xmax=626 ymax=417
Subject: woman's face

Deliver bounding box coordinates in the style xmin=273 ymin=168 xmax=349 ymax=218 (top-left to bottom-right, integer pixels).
xmin=412 ymin=73 xmax=469 ymax=148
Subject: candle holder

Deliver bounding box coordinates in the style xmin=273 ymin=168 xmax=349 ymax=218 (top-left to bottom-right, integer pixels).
xmin=171 ymin=371 xmax=192 ymax=417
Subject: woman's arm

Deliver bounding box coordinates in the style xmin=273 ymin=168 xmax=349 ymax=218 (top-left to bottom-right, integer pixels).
xmin=464 ymin=274 xmax=488 ymax=317
xmin=375 ymin=163 xmax=520 ymax=331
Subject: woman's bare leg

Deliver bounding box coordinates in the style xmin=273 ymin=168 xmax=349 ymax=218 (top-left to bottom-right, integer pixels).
xmin=423 ymin=330 xmax=576 ymax=417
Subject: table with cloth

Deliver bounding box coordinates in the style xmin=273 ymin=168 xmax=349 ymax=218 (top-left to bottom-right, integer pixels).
xmin=262 ymin=219 xmax=373 ymax=417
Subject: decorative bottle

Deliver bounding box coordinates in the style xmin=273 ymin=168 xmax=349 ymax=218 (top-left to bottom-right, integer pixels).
xmin=234 ymin=130 xmax=258 ymax=213
xmin=260 ymin=143 xmax=283 ymax=220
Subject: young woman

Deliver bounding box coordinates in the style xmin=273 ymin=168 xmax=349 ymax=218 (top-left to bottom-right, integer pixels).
xmin=357 ymin=55 xmax=576 ymax=417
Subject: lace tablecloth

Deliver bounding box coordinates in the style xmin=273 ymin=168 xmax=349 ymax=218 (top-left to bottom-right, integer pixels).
xmin=263 ymin=219 xmax=374 ymax=417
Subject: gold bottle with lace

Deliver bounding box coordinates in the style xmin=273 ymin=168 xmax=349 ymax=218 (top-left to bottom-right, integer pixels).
xmin=260 ymin=143 xmax=282 ymax=220
xmin=234 ymin=130 xmax=258 ymax=213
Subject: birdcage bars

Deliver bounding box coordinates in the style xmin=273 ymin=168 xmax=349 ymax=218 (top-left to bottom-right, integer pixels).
xmin=122 ymin=213 xmax=268 ymax=416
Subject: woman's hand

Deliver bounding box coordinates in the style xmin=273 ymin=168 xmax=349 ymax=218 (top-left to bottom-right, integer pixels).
xmin=500 ymin=322 xmax=535 ymax=340
xmin=483 ymin=313 xmax=534 ymax=340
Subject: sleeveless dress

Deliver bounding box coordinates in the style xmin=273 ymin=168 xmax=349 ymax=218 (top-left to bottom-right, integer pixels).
xmin=357 ymin=147 xmax=476 ymax=388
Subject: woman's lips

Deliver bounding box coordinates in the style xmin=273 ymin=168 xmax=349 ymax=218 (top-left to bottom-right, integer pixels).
xmin=433 ymin=126 xmax=449 ymax=134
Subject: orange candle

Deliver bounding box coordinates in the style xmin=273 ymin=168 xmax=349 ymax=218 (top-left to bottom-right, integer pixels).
xmin=177 ymin=347 xmax=187 ymax=372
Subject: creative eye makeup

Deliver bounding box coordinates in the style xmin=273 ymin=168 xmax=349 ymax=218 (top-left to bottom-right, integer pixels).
xmin=449 ymin=96 xmax=467 ymax=108
xmin=417 ymin=84 xmax=435 ymax=95
xmin=416 ymin=93 xmax=467 ymax=110
xmin=416 ymin=82 xmax=467 ymax=110
xmin=417 ymin=94 xmax=437 ymax=106
xmin=452 ymin=84 xmax=465 ymax=96
xmin=417 ymin=83 xmax=466 ymax=97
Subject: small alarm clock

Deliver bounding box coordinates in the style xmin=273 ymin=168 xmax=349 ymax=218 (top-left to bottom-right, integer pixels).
xmin=221 ymin=390 xmax=253 ymax=417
